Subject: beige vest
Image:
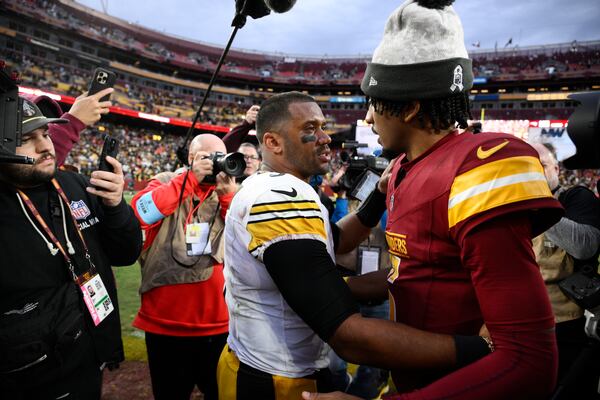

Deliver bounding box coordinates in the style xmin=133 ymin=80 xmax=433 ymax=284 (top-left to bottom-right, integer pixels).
xmin=139 ymin=172 xmax=225 ymax=294
xmin=533 ymin=234 xmax=583 ymax=323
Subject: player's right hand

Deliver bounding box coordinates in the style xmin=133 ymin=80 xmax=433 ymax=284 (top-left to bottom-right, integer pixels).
xmin=377 ymin=157 xmax=398 ymax=194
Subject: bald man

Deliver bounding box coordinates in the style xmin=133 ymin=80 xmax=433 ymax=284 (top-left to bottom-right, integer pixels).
xmin=131 ymin=134 xmax=237 ymax=400
xmin=530 ymin=142 xmax=600 ymax=397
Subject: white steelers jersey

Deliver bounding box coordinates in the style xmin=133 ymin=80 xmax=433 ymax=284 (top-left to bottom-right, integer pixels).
xmin=224 ymin=171 xmax=335 ymax=378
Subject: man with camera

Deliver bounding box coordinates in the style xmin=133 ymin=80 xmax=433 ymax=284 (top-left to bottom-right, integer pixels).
xmin=131 ymin=133 xmax=237 ymax=400
xmin=530 ymin=142 xmax=600 ymax=398
xmin=0 ymin=98 xmax=142 ymax=398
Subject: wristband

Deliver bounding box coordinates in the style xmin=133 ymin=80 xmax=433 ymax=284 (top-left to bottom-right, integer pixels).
xmin=355 ymin=188 xmax=387 ymax=228
xmin=453 ymin=335 xmax=494 ymax=368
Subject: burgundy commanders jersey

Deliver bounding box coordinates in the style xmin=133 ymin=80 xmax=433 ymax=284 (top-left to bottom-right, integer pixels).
xmin=385 ymin=131 xmax=563 ymax=335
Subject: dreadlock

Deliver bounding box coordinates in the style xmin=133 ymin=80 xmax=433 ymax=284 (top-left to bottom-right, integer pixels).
xmin=368 ymin=92 xmax=472 ymax=132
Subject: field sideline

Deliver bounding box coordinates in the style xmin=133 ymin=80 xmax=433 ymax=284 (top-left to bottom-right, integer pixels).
xmin=114 ymin=193 xmax=147 ymax=361
xmin=116 ymin=193 xmax=363 ymax=379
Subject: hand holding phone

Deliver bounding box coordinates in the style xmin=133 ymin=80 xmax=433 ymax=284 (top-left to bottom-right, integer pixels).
xmin=98 ymin=135 xmax=119 ymax=173
xmin=88 ymin=68 xmax=116 ymax=102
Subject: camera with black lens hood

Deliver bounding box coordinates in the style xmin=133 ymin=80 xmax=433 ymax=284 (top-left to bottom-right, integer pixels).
xmin=337 ymin=141 xmax=390 ymax=202
xmin=202 ymin=151 xmax=246 ymax=183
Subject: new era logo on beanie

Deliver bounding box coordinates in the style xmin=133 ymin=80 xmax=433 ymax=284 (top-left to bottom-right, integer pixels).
xmin=361 ymin=0 xmax=473 ymax=101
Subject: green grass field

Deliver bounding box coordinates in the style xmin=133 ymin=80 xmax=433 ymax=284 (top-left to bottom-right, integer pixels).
xmin=114 ymin=262 xmax=147 ymax=361
xmin=114 ymin=194 xmax=363 ymax=378
xmin=113 ymin=193 xmax=148 ymax=361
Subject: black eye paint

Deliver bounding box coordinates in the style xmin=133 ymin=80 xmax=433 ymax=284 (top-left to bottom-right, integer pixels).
xmin=301 ymin=134 xmax=317 ymax=143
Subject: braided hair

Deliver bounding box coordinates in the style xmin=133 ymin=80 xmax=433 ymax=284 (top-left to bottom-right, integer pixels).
xmin=368 ymin=92 xmax=472 ymax=132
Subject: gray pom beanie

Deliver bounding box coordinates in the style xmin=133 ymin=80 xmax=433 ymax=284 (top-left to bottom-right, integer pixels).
xmin=361 ymin=0 xmax=473 ymax=101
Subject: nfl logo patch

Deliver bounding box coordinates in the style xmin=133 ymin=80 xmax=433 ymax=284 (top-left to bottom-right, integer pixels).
xmin=70 ymin=200 xmax=91 ymax=220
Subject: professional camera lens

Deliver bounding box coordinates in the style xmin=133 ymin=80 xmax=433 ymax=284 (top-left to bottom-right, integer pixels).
xmin=206 ymin=152 xmax=246 ymax=183
xmin=220 ymin=152 xmax=246 ymax=177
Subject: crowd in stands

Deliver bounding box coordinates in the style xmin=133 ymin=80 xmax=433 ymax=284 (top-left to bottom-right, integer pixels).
xmin=7 ymin=2 xmax=600 ymax=189
xmin=6 ymin=51 xmax=249 ymax=127
xmin=64 ymin=122 xmax=180 ymax=185
xmin=61 ymin=120 xmax=600 ymax=196
xmin=560 ymin=168 xmax=600 ymax=194
xmin=6 ymin=0 xmax=600 ymax=84
xmin=472 ymin=44 xmax=600 ymax=78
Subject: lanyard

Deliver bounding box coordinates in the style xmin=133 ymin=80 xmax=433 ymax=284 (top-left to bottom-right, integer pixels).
xmin=184 ymin=187 xmax=214 ymax=231
xmin=17 ymin=179 xmax=95 ymax=281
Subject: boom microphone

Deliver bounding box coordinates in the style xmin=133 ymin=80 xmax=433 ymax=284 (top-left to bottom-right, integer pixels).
xmin=234 ymin=0 xmax=297 ymax=21
xmin=264 ymin=0 xmax=297 ymax=13
xmin=178 ymin=0 xmax=298 ymax=166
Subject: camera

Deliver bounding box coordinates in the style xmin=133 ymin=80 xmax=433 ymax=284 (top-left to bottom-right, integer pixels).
xmin=202 ymin=151 xmax=246 ymax=183
xmin=559 ymin=265 xmax=600 ymax=341
xmin=337 ymin=141 xmax=389 ymax=201
xmin=0 ymin=61 xmax=32 ymax=165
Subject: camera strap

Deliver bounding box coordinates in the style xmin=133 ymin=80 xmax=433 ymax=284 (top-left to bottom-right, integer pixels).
xmin=16 ymin=179 xmax=114 ymax=326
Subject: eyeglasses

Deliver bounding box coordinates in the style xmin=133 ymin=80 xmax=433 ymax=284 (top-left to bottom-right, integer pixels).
xmin=243 ymin=155 xmax=260 ymax=161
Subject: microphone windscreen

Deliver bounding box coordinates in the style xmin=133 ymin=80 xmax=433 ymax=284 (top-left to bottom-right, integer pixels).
xmin=235 ymin=0 xmax=270 ymax=19
xmin=264 ymin=0 xmax=297 ymax=13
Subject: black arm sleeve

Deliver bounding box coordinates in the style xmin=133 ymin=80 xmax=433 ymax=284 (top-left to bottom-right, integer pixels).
xmin=329 ymin=221 xmax=341 ymax=253
xmin=263 ymin=239 xmax=360 ymax=341
xmin=98 ymin=200 xmax=143 ymax=266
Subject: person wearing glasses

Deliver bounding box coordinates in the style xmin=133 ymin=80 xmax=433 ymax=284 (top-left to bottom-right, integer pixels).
xmin=238 ymin=142 xmax=261 ymax=179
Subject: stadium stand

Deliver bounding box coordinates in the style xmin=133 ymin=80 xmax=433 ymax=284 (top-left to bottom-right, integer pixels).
xmin=1 ymin=0 xmax=599 ymax=190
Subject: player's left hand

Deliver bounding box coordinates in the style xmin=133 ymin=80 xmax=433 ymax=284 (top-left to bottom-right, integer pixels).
xmin=87 ymin=156 xmax=124 ymax=207
xmin=301 ymin=391 xmax=361 ymax=400
xmin=216 ymin=172 xmax=237 ymax=196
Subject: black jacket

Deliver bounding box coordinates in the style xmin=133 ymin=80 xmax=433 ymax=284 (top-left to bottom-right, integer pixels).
xmin=0 ymin=170 xmax=142 ymax=386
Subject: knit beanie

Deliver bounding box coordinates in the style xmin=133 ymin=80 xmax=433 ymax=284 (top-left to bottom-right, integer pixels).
xmin=361 ymin=0 xmax=473 ymax=101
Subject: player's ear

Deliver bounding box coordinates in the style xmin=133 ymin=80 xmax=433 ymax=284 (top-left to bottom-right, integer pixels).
xmin=403 ymin=101 xmax=420 ymax=123
xmin=262 ymin=131 xmax=283 ymax=155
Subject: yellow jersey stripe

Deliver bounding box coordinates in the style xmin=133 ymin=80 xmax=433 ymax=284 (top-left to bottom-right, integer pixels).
xmin=450 ymin=156 xmax=544 ymax=200
xmin=250 ymin=201 xmax=319 ymax=215
xmin=449 ymin=171 xmax=547 ymax=209
xmin=247 ymin=216 xmax=327 ymax=252
xmin=448 ymin=179 xmax=552 ymax=227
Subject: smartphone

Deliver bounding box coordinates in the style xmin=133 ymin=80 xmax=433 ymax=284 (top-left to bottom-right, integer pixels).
xmin=98 ymin=135 xmax=119 ymax=172
xmin=88 ymin=67 xmax=116 ymax=102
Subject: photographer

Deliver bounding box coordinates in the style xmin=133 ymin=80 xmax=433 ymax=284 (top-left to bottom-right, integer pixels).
xmin=0 ymin=98 xmax=142 ymax=398
xmin=530 ymin=142 xmax=600 ymax=398
xmin=131 ymin=133 xmax=236 ymax=400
